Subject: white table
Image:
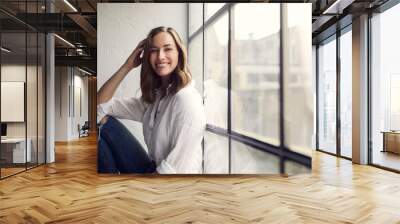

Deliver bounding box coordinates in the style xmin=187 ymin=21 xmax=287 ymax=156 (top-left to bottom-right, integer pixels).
xmin=1 ymin=138 xmax=31 ymax=163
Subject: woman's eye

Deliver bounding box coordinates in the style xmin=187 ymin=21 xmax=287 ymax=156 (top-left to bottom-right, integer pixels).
xmin=165 ymin=48 xmax=172 ymax=51
xmin=150 ymin=49 xmax=158 ymax=53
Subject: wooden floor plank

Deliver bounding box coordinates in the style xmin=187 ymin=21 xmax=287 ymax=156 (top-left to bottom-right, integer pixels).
xmin=0 ymin=134 xmax=400 ymax=223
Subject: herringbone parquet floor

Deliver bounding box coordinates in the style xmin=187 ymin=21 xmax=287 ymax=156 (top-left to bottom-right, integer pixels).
xmin=1 ymin=134 xmax=400 ymax=223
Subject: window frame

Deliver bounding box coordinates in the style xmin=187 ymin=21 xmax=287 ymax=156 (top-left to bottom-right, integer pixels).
xmin=188 ymin=3 xmax=311 ymax=174
xmin=0 ymin=1 xmax=47 ymax=179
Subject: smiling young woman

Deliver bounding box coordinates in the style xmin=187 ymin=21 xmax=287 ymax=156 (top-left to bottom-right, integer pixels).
xmin=141 ymin=27 xmax=191 ymax=103
xmin=97 ymin=27 xmax=205 ymax=174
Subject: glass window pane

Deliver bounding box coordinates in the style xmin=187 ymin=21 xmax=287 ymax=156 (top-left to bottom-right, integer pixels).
xmin=27 ymin=31 xmax=38 ymax=168
xmin=340 ymin=28 xmax=352 ymax=158
xmin=39 ymin=1 xmax=46 ymax=14
xmin=38 ymin=33 xmax=46 ymax=165
xmin=1 ymin=31 xmax=27 ymax=177
xmin=204 ymin=13 xmax=228 ymax=129
xmin=371 ymin=4 xmax=400 ymax=171
xmin=26 ymin=0 xmax=38 ymax=13
xmin=189 ymin=3 xmax=203 ymax=36
xmin=205 ymin=3 xmax=225 ymax=21
xmin=231 ymin=140 xmax=280 ymax=174
xmin=26 ymin=0 xmax=41 ymax=169
xmin=188 ymin=33 xmax=203 ymax=96
xmin=204 ymin=132 xmax=229 ymax=174
xmin=318 ymin=36 xmax=337 ymax=154
xmin=231 ymin=3 xmax=280 ymax=146
xmin=283 ymin=3 xmax=313 ymax=156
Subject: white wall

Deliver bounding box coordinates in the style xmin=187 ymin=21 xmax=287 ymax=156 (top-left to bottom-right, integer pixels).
xmin=98 ymin=3 xmax=188 ymax=95
xmin=97 ymin=3 xmax=188 ymax=147
xmin=1 ymin=65 xmax=38 ymax=137
xmin=1 ymin=65 xmax=26 ymax=125
xmin=55 ymin=67 xmax=89 ymax=141
xmin=2 ymin=63 xmax=46 ymax=164
xmin=55 ymin=67 xmax=68 ymax=141
xmin=72 ymin=73 xmax=89 ymax=138
xmin=78 ymin=75 xmax=89 ymax=125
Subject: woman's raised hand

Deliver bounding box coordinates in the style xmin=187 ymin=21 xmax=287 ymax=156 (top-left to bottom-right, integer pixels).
xmin=124 ymin=39 xmax=147 ymax=70
xmin=98 ymin=39 xmax=148 ymax=105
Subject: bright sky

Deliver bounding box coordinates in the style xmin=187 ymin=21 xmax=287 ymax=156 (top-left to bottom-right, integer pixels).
xmin=233 ymin=4 xmax=280 ymax=40
xmin=209 ymin=3 xmax=310 ymax=44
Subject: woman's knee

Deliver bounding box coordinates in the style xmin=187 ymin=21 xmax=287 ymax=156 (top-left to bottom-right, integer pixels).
xmin=99 ymin=116 xmax=114 ymax=138
xmin=99 ymin=116 xmax=119 ymax=132
xmin=100 ymin=115 xmax=110 ymax=125
xmin=99 ymin=115 xmax=124 ymax=139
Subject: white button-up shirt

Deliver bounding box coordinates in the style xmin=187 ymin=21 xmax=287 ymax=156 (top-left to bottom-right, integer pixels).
xmin=98 ymin=82 xmax=206 ymax=174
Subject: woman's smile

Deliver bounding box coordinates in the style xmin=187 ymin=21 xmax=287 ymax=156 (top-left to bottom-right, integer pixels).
xmin=155 ymin=62 xmax=170 ymax=68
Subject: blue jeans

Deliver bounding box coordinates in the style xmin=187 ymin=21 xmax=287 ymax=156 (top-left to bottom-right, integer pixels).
xmin=98 ymin=116 xmax=156 ymax=173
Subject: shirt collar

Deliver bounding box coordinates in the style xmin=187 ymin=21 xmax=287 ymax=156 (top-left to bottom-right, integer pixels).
xmin=155 ymin=83 xmax=173 ymax=96
xmin=155 ymin=80 xmax=195 ymax=96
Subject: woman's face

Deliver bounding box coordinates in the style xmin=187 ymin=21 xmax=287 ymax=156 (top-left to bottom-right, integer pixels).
xmin=149 ymin=32 xmax=179 ymax=78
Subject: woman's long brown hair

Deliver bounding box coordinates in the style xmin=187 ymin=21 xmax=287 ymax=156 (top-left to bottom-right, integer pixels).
xmin=140 ymin=27 xmax=191 ymax=104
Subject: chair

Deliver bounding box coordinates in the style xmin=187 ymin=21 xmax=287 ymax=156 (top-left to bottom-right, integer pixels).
xmin=79 ymin=121 xmax=90 ymax=138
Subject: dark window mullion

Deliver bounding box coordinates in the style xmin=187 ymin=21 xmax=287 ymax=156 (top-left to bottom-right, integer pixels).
xmin=72 ymin=68 xmax=75 ymax=118
xmin=316 ymin=44 xmax=320 ymax=151
xmin=44 ymin=0 xmax=48 ymax=164
xmin=37 ymin=0 xmax=40 ymax=167
xmin=206 ymin=127 xmax=311 ymax=168
xmin=201 ymin=3 xmax=205 ymax=174
xmin=279 ymin=4 xmax=285 ymax=174
xmin=189 ymin=3 xmax=233 ymax=43
xmin=25 ymin=0 xmax=28 ymax=171
xmin=337 ymin=29 xmax=341 ymax=157
xmin=228 ymin=4 xmax=232 ymax=174
xmin=36 ymin=27 xmax=39 ymax=167
xmin=0 ymin=26 xmax=2 ymax=179
xmin=367 ymin=11 xmax=372 ymax=165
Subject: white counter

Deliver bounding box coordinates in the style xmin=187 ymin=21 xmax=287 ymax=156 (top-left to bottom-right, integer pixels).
xmin=1 ymin=138 xmax=32 ymax=163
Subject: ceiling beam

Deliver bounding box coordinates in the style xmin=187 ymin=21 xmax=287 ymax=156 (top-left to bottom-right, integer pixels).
xmin=66 ymin=13 xmax=97 ymax=46
xmin=322 ymin=0 xmax=356 ymax=14
xmin=55 ymin=55 xmax=96 ymax=70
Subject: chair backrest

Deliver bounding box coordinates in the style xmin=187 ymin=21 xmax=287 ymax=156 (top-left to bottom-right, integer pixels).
xmin=82 ymin=121 xmax=90 ymax=129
